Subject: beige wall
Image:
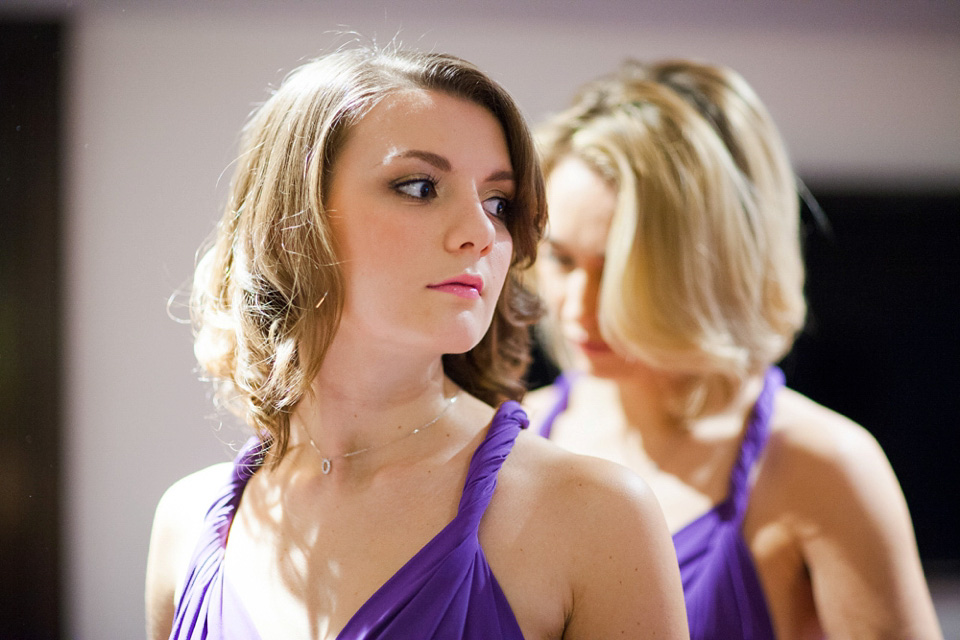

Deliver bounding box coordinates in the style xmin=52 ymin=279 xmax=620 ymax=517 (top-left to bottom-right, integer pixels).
xmin=12 ymin=1 xmax=956 ymax=636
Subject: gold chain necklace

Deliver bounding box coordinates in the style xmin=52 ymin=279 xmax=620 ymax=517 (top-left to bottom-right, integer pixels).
xmin=307 ymin=391 xmax=460 ymax=475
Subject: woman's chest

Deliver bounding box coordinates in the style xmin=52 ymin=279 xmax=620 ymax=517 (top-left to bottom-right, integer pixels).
xmin=222 ymin=476 xmax=462 ymax=639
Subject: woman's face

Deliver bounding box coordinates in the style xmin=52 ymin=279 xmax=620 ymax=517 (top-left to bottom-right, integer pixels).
xmin=539 ymin=155 xmax=633 ymax=378
xmin=326 ymin=89 xmax=514 ymax=357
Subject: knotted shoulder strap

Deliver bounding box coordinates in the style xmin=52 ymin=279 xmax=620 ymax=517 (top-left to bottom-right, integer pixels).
xmin=728 ymin=367 xmax=784 ymax=522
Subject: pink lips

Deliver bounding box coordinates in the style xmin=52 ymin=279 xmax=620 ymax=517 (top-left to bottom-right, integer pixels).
xmin=572 ymin=336 xmax=613 ymax=354
xmin=427 ymin=274 xmax=484 ymax=300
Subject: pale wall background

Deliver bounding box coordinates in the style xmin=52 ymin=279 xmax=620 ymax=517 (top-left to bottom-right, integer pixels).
xmin=3 ymin=0 xmax=959 ymax=637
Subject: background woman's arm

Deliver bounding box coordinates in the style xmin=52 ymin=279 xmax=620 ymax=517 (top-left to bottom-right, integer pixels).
xmin=785 ymin=407 xmax=942 ymax=639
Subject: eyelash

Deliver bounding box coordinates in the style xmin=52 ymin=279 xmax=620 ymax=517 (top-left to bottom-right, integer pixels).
xmin=392 ymin=176 xmax=439 ymax=200
xmin=483 ymin=196 xmax=511 ymax=220
xmin=391 ymin=176 xmax=512 ymax=222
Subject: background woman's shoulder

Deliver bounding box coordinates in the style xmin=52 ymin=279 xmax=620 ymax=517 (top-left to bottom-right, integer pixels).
xmin=757 ymin=386 xmax=910 ymax=536
xmin=766 ymin=387 xmax=889 ymax=483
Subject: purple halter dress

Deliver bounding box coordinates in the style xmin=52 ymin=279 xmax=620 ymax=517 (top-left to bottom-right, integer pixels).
xmin=537 ymin=367 xmax=783 ymax=640
xmin=171 ymin=402 xmax=529 ymax=640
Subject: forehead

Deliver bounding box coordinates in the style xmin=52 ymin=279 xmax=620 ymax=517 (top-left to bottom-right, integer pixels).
xmin=340 ymin=88 xmax=510 ymax=167
xmin=545 ymin=155 xmax=617 ymax=254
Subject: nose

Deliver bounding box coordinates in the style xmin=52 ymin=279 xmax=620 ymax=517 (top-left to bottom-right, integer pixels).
xmin=561 ymin=266 xmax=602 ymax=332
xmin=445 ymin=195 xmax=496 ymax=257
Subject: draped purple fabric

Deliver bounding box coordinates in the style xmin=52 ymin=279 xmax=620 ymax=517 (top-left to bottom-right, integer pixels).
xmin=536 ymin=367 xmax=783 ymax=640
xmin=171 ymin=402 xmax=529 ymax=640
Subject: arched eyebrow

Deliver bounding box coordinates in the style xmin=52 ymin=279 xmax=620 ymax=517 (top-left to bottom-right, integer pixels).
xmin=387 ymin=149 xmax=451 ymax=171
xmin=485 ymin=169 xmax=514 ymax=183
xmin=385 ymin=149 xmax=513 ymax=185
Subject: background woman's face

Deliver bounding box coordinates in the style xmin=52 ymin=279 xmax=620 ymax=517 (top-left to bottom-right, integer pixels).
xmin=325 ymin=89 xmax=515 ymax=358
xmin=540 ymin=155 xmax=632 ymax=378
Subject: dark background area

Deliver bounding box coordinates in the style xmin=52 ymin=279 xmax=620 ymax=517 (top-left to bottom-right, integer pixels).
xmin=784 ymin=190 xmax=959 ymax=566
xmin=0 ymin=20 xmax=64 ymax=640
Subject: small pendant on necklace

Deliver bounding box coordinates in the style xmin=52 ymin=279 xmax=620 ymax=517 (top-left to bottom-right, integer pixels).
xmin=321 ymin=458 xmax=332 ymax=475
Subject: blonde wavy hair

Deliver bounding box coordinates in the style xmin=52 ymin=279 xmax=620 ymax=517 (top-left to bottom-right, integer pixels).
xmin=537 ymin=59 xmax=805 ymax=418
xmin=192 ymin=46 xmax=546 ymax=460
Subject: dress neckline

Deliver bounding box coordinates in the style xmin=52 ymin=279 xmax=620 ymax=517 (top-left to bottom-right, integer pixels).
xmin=219 ymin=401 xmax=529 ymax=640
xmin=668 ymin=366 xmax=784 ymax=536
xmin=539 ymin=367 xmax=784 ymax=537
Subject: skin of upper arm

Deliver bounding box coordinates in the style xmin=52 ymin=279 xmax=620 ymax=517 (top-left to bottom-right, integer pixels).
xmin=145 ymin=463 xmax=232 ymax=640
xmin=555 ymin=457 xmax=689 ymax=640
xmin=777 ymin=403 xmax=943 ymax=639
xmin=146 ymin=484 xmax=182 ymax=640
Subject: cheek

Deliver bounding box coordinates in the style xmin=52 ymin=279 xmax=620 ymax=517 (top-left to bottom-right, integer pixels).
xmin=535 ymin=261 xmax=565 ymax=312
xmin=338 ymin=228 xmax=406 ymax=301
xmin=490 ymin=230 xmax=513 ymax=281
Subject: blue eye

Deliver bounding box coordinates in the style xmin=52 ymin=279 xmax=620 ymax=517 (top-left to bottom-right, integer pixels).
xmin=394 ymin=178 xmax=436 ymax=199
xmin=482 ymin=196 xmax=510 ymax=219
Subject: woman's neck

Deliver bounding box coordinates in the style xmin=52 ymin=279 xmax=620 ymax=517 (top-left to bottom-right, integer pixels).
xmin=577 ymin=366 xmax=766 ymax=444
xmin=288 ymin=330 xmax=456 ymax=474
xmin=544 ymin=368 xmax=764 ymax=502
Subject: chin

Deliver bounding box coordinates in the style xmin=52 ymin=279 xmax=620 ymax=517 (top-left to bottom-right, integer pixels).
xmin=430 ymin=331 xmax=487 ymax=359
xmin=438 ymin=313 xmax=495 ymax=351
xmin=572 ymin=347 xmax=633 ymax=379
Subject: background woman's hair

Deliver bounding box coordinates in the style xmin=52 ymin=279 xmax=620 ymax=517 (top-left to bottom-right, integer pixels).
xmin=191 ymin=45 xmax=546 ymax=461
xmin=537 ymin=59 xmax=805 ymax=419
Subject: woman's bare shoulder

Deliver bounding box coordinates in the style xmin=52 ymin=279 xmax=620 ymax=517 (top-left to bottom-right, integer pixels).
xmin=774 ymin=386 xmax=866 ymax=436
xmin=506 ymin=430 xmax=673 ymax=557
xmin=757 ymin=386 xmax=911 ymax=538
xmin=149 ymin=461 xmax=234 ymax=552
xmin=158 ymin=462 xmax=234 ymax=518
xmin=755 ymin=386 xmax=941 ymax=636
xmin=145 ymin=461 xmax=233 ymax=639
xmin=497 ymin=431 xmax=687 ymax=637
xmin=765 ymin=388 xmax=887 ymax=482
xmin=151 ymin=461 xmax=237 ymax=563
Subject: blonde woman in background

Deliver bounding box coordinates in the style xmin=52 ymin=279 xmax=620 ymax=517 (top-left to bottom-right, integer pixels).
xmin=145 ymin=46 xmax=688 ymax=640
xmin=527 ymin=59 xmax=942 ymax=639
